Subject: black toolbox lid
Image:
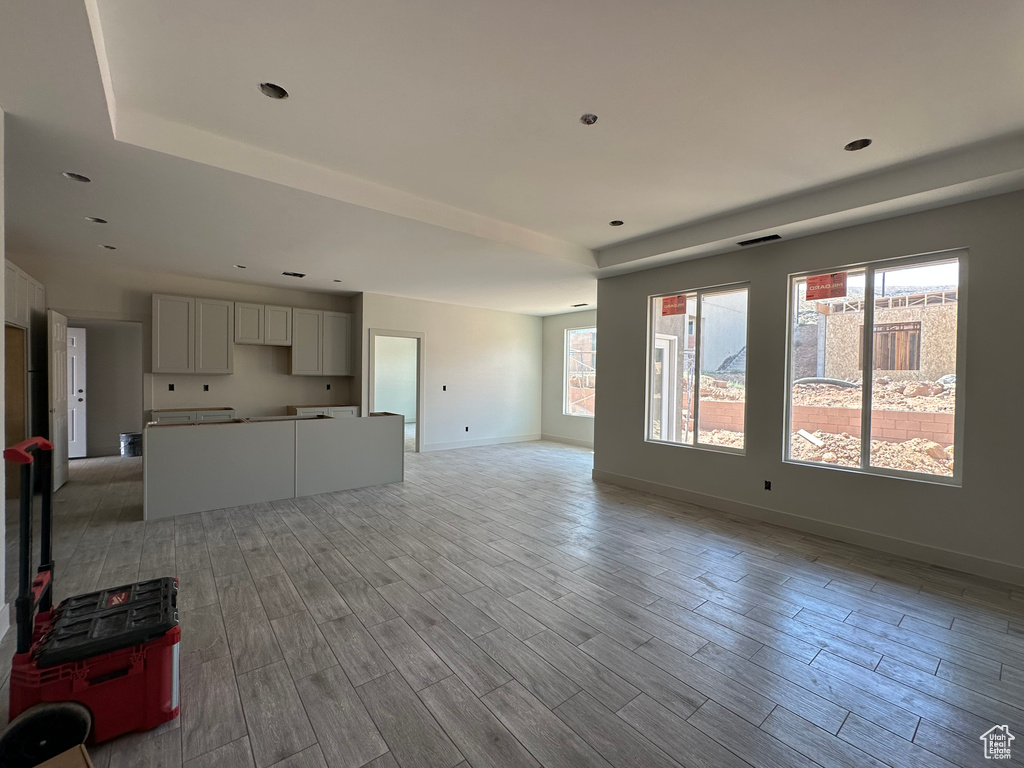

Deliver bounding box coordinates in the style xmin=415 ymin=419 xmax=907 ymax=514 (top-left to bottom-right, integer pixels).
xmin=35 ymin=578 xmax=178 ymax=668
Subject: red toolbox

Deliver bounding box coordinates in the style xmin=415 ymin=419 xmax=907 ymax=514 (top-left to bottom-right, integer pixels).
xmin=1 ymin=438 xmax=180 ymax=767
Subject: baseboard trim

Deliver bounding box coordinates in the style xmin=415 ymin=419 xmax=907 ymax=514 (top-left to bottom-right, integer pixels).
xmin=423 ymin=433 xmax=541 ymax=452
xmin=592 ymin=469 xmax=1024 ymax=587
xmin=541 ymin=434 xmax=594 ymax=449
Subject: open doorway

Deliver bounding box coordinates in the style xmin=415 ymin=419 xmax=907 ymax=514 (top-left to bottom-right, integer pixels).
xmin=67 ymin=319 xmax=143 ymax=457
xmin=67 ymin=327 xmax=87 ymax=459
xmin=369 ymin=330 xmax=423 ymax=452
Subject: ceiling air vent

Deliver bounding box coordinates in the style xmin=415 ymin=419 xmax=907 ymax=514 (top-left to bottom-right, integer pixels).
xmin=282 ymin=271 xmax=306 ymax=278
xmin=736 ymin=234 xmax=781 ymax=247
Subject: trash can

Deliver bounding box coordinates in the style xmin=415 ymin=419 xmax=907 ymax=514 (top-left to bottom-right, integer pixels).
xmin=119 ymin=432 xmax=143 ymax=457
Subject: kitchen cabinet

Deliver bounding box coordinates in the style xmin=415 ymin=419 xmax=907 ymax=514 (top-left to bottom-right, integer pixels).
xmin=290 ymin=309 xmax=353 ymax=376
xmin=287 ymin=405 xmax=360 ymax=418
xmin=291 ymin=308 xmax=322 ymax=375
xmin=5 ymin=260 xmax=43 ymax=330
xmin=152 ymin=408 xmax=237 ymax=424
xmin=234 ymin=303 xmax=292 ymax=346
xmin=152 ymin=294 xmax=234 ymax=374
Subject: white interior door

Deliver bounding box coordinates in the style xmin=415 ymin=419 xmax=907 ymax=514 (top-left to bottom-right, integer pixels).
xmin=48 ymin=310 xmax=69 ymax=490
xmin=67 ymin=327 xmax=87 ymax=459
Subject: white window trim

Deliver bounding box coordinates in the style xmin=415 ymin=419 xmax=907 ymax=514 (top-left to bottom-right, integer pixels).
xmin=563 ymin=326 xmax=596 ymax=418
xmin=644 ymin=282 xmax=750 ymax=455
xmin=783 ymin=248 xmax=967 ymax=486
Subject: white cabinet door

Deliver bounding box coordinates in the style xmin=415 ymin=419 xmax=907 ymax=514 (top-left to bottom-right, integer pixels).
xmin=196 ymin=298 xmax=234 ymax=374
xmin=196 ymin=409 xmax=236 ymax=422
xmin=328 ymin=407 xmax=359 ymax=418
xmin=153 ymin=295 xmax=195 ymax=373
xmin=291 ymin=309 xmax=323 ymax=375
xmin=295 ymin=407 xmax=330 ymax=417
xmin=16 ymin=270 xmax=31 ymax=327
xmin=234 ymin=302 xmax=264 ymax=344
xmin=154 ymin=412 xmax=196 ymax=424
xmin=322 ymin=312 xmax=352 ymax=376
xmin=4 ymin=262 xmax=17 ymax=325
xmin=264 ymin=305 xmax=292 ymax=346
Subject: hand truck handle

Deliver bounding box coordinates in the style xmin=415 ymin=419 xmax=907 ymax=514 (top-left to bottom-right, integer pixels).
xmin=4 ymin=437 xmax=55 ymax=654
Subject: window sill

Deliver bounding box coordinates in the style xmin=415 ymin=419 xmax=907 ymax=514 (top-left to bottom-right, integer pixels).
xmin=646 ymin=439 xmax=745 ymax=456
xmin=783 ymin=457 xmax=961 ymax=487
xmin=563 ymin=413 xmax=595 ymax=419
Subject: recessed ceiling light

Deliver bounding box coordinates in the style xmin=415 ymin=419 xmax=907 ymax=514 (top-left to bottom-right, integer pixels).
xmin=282 ymin=271 xmax=306 ymax=278
xmin=234 ymin=264 xmax=247 ymax=269
xmin=259 ymin=82 xmax=289 ymax=99
xmin=333 ymin=279 xmax=343 ymax=283
xmin=609 ymin=220 xmax=624 ymax=226
xmin=844 ymin=138 xmax=872 ymax=151
xmin=572 ymin=303 xmax=589 ymax=308
xmin=100 ymin=244 xmax=116 ymax=250
xmin=579 ymin=113 xmax=598 ymax=126
xmin=85 ymin=216 xmax=107 ymax=223
xmin=62 ymin=172 xmax=91 ymax=182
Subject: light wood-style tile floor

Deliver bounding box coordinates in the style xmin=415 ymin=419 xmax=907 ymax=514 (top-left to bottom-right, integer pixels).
xmin=3 ymin=441 xmax=1023 ymax=768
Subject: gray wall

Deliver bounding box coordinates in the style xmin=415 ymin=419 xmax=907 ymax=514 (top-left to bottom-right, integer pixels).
xmin=373 ymin=335 xmax=418 ymax=423
xmin=71 ymin=319 xmax=144 ymax=457
xmin=542 ymin=310 xmax=597 ymax=447
xmin=594 ymin=189 xmax=1024 ymax=583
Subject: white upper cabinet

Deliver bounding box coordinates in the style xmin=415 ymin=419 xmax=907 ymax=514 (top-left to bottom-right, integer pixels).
xmin=153 ymin=295 xmax=195 ymax=373
xmin=264 ymin=305 xmax=292 ymax=346
xmin=234 ymin=303 xmax=292 ymax=346
xmin=323 ymin=311 xmax=353 ymax=376
xmin=196 ymin=298 xmax=234 ymax=374
xmin=153 ymin=294 xmax=234 ymax=374
xmin=291 ymin=309 xmax=353 ymax=376
xmin=291 ymin=308 xmax=323 ymax=375
xmin=5 ymin=260 xmax=40 ymax=329
xmin=234 ymin=302 xmax=264 ymax=344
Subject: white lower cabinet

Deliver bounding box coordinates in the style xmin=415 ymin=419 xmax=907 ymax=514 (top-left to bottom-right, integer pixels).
xmin=288 ymin=405 xmax=360 ymax=418
xmin=153 ymin=408 xmax=236 ymax=424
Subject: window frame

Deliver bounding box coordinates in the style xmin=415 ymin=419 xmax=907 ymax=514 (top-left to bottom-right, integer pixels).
xmin=783 ymin=248 xmax=967 ymax=486
xmin=645 ymin=281 xmax=750 ymax=455
xmin=563 ymin=325 xmax=597 ymax=418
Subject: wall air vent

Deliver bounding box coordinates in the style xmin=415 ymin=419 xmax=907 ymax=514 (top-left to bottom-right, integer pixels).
xmin=737 ymin=234 xmax=781 ymax=247
xmin=282 ymin=271 xmax=306 ymax=278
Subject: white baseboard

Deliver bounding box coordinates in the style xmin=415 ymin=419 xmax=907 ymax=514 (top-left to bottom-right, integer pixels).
xmin=541 ymin=434 xmax=594 ymax=449
xmin=592 ymin=468 xmax=1024 ymax=587
xmin=423 ymin=433 xmax=542 ymax=452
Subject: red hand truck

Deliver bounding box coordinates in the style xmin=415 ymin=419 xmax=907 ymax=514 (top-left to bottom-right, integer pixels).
xmin=0 ymin=438 xmax=181 ymax=768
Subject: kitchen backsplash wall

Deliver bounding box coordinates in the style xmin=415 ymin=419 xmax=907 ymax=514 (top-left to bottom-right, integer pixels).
xmin=150 ymin=343 xmax=352 ymax=418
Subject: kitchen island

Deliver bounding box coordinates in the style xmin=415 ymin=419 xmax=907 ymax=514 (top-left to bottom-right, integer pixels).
xmin=143 ymin=412 xmax=403 ymax=519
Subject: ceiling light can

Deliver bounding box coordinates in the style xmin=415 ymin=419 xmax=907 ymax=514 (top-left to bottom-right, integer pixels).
xmin=579 ymin=113 xmax=598 ymax=126
xmin=85 ymin=217 xmax=107 ymax=223
xmin=100 ymin=244 xmax=116 ymax=250
xmin=844 ymin=138 xmax=872 ymax=151
xmin=62 ymin=172 xmax=91 ymax=182
xmin=609 ymin=220 xmax=624 ymax=226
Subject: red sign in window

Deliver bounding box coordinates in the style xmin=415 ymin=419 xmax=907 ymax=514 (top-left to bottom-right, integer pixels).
xmin=806 ymin=272 xmax=847 ymax=300
xmin=661 ymin=295 xmax=687 ymax=316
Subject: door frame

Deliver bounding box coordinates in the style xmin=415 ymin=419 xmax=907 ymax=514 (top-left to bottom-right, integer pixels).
xmin=67 ymin=326 xmax=87 ymax=459
xmin=367 ymin=328 xmax=424 ymax=453
xmin=653 ymin=333 xmax=678 ymax=442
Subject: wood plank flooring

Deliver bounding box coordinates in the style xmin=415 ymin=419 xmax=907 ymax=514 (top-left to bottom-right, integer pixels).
xmin=3 ymin=441 xmax=1023 ymax=768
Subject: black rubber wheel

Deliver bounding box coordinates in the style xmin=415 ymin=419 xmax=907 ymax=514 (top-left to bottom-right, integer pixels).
xmin=0 ymin=701 xmax=92 ymax=768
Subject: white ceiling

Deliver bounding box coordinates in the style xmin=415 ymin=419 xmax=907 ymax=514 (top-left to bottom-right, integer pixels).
xmin=3 ymin=0 xmax=1024 ymax=315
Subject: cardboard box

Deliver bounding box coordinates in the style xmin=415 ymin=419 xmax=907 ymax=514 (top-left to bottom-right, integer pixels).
xmin=35 ymin=745 xmax=94 ymax=768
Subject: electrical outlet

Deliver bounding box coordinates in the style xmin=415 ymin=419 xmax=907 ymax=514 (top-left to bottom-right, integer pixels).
xmin=764 ymin=480 xmax=772 ymax=491
xmin=168 ymin=384 xmax=174 ymax=392
xmin=465 ymin=426 xmax=469 ymax=432
xmin=443 ymin=385 xmax=447 ymax=391
xmin=326 ymin=383 xmax=331 ymax=390
xmin=203 ymin=384 xmax=209 ymax=392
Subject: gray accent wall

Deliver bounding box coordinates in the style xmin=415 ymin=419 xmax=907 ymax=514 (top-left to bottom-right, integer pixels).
xmin=594 ymin=189 xmax=1024 ymax=583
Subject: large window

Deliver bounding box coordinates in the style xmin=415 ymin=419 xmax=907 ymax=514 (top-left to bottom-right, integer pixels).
xmin=564 ymin=327 xmax=596 ymax=417
xmin=647 ymin=285 xmax=748 ymax=451
xmin=786 ymin=252 xmax=963 ymax=482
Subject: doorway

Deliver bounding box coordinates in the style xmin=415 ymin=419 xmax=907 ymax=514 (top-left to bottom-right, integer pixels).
xmin=67 ymin=327 xmax=87 ymax=459
xmin=5 ymin=325 xmax=28 ymax=499
xmin=368 ymin=330 xmax=423 ymax=453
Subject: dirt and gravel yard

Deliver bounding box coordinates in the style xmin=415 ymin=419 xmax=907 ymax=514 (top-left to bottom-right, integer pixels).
xmin=789 ymin=430 xmax=953 ymax=476
xmin=699 ymin=377 xmax=956 ymax=414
